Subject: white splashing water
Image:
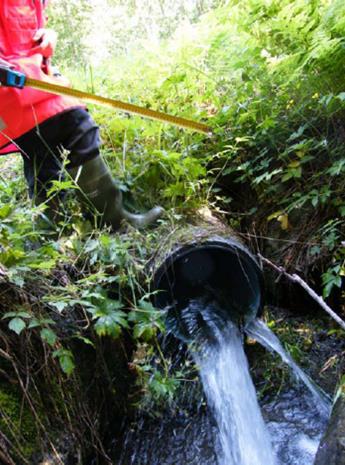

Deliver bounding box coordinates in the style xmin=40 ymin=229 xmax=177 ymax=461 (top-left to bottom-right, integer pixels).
xmin=192 ymin=313 xmax=276 ymax=465
xmin=245 ymin=319 xmax=331 ymax=418
xmin=120 ymin=309 xmax=329 ymax=465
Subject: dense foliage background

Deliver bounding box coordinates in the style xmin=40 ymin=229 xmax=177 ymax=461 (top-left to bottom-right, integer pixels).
xmin=0 ymin=0 xmax=344 ymax=462
xmin=50 ymin=0 xmax=345 ymax=293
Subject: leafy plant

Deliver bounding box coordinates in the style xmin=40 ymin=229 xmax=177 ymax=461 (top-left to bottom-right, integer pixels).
xmin=53 ymin=348 xmax=76 ymax=376
xmin=1 ymin=2 xmax=345 ymax=460
xmin=128 ymin=299 xmax=165 ymax=342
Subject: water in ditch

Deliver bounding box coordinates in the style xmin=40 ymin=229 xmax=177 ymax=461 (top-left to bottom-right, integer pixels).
xmin=119 ymin=303 xmax=331 ymax=465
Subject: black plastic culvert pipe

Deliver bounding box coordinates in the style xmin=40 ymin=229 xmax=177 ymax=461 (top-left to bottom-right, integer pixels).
xmin=152 ymin=226 xmax=263 ymax=341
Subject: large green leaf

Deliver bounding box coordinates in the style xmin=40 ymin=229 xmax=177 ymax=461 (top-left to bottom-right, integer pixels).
xmin=8 ymin=318 xmax=26 ymax=335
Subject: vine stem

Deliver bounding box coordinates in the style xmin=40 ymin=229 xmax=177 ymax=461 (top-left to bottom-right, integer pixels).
xmin=258 ymin=254 xmax=345 ymax=331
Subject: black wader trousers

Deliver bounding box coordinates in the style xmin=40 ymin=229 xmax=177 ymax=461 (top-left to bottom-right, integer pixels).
xmin=14 ymin=108 xmax=100 ymax=199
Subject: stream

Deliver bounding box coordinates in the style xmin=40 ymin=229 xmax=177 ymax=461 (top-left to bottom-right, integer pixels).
xmin=119 ymin=303 xmax=331 ymax=465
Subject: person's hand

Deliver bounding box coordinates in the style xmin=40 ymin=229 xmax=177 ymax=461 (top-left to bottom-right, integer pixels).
xmin=33 ymin=29 xmax=58 ymax=58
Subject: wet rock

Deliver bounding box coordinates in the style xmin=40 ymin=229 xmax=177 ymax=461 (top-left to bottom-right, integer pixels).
xmin=314 ymin=394 xmax=345 ymax=465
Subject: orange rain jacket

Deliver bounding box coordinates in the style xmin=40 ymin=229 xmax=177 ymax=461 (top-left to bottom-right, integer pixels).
xmin=0 ymin=0 xmax=82 ymax=154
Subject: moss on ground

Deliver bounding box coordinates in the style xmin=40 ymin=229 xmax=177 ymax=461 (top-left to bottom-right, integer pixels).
xmin=0 ymin=382 xmax=39 ymax=461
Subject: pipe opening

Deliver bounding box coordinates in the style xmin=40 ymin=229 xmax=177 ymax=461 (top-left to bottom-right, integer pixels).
xmin=153 ymin=238 xmax=263 ymax=341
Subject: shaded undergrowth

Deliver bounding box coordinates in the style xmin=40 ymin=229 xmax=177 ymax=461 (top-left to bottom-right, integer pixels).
xmin=1 ymin=0 xmax=345 ymax=462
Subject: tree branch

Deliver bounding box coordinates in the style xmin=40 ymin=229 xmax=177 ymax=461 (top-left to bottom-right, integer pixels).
xmin=258 ymin=254 xmax=345 ymax=331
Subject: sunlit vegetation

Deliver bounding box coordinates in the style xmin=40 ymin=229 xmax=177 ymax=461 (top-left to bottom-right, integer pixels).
xmin=0 ymin=0 xmax=344 ymax=462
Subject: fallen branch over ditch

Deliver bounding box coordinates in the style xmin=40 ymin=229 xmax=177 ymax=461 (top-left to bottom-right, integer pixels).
xmin=258 ymin=254 xmax=345 ymax=332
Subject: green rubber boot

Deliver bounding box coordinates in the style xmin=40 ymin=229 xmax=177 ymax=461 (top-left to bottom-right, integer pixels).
xmin=68 ymin=156 xmax=164 ymax=230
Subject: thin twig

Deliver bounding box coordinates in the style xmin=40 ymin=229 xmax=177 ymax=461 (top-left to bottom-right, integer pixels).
xmin=0 ymin=448 xmax=16 ymax=465
xmin=0 ymin=265 xmax=8 ymax=282
xmin=258 ymin=253 xmax=345 ymax=331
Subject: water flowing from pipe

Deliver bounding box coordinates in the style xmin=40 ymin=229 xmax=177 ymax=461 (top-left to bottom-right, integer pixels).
xmin=189 ymin=304 xmax=276 ymax=465
xmin=245 ymin=318 xmax=331 ymax=417
xmin=120 ymin=309 xmax=330 ymax=465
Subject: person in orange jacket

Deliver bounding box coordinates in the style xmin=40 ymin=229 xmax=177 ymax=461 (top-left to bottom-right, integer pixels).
xmin=0 ymin=0 xmax=163 ymax=229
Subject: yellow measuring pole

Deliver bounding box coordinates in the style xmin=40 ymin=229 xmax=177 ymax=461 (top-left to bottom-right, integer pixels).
xmin=25 ymin=77 xmax=211 ymax=135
